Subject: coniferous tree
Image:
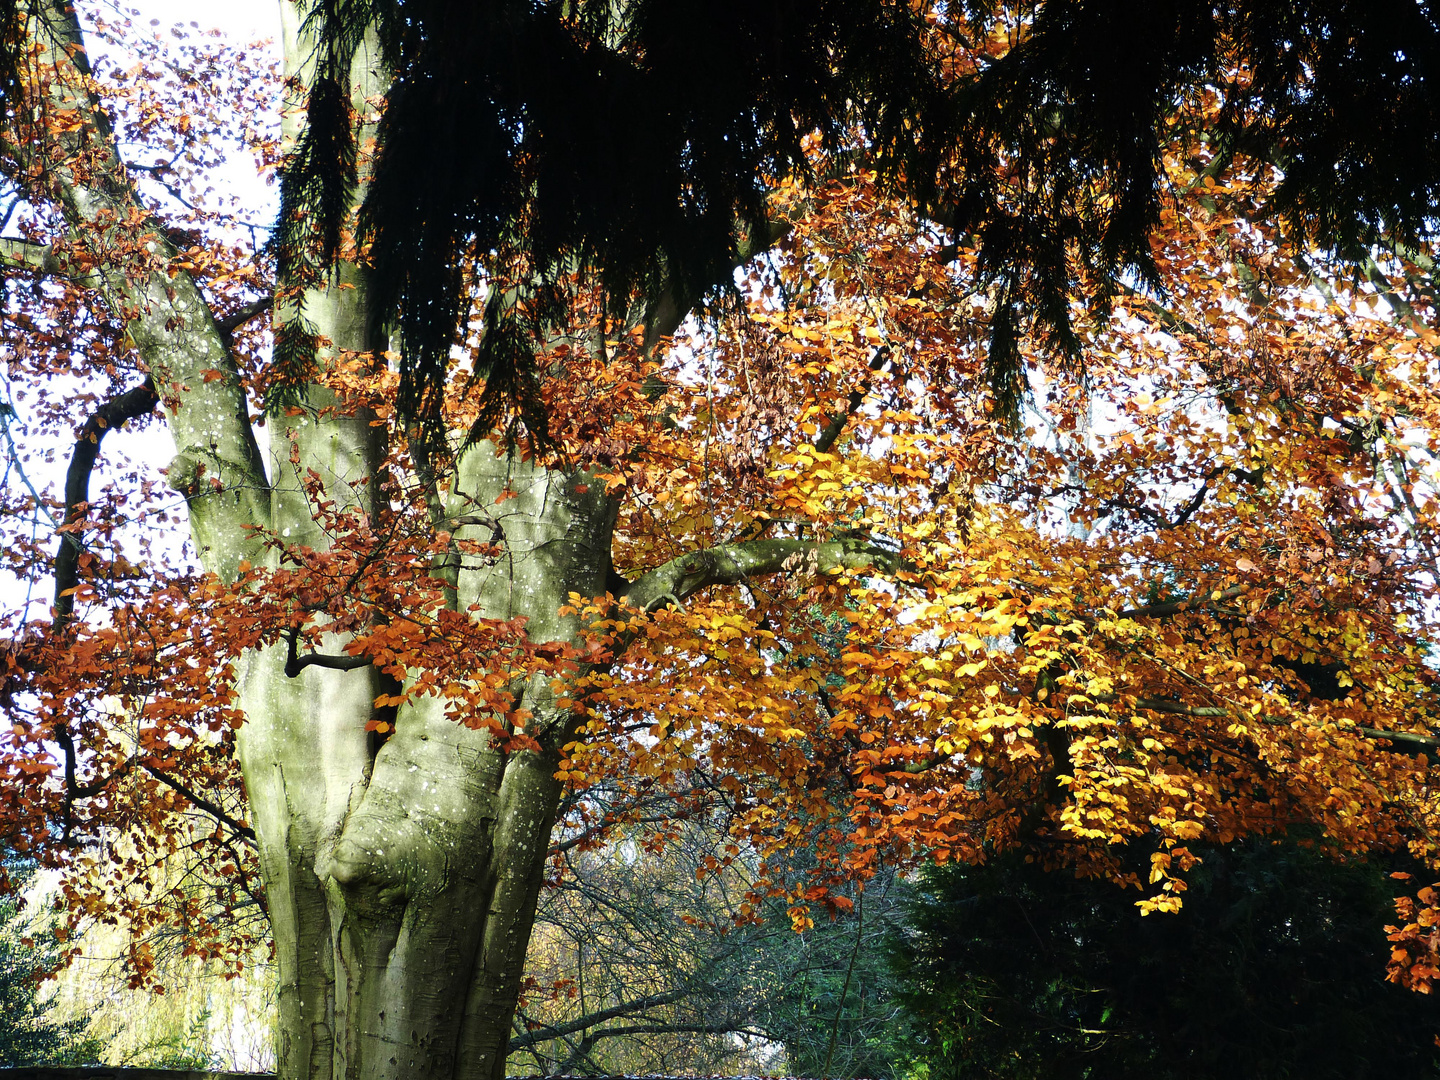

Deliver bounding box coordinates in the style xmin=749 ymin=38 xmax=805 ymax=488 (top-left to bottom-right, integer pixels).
xmin=0 ymin=859 xmax=93 ymax=1067
xmin=894 ymin=842 xmax=1440 ymax=1080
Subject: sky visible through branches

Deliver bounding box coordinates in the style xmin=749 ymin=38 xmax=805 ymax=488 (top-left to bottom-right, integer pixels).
xmin=0 ymin=0 xmax=279 ymax=621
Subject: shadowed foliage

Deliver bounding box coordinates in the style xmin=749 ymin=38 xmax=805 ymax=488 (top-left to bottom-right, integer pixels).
xmin=277 ymin=0 xmax=1440 ymax=437
xmin=895 ymin=842 xmax=1440 ymax=1079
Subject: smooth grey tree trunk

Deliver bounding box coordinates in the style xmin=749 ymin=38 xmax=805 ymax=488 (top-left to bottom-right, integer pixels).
xmin=14 ymin=5 xmax=600 ymax=1075
xmin=11 ymin=5 xmax=895 ymax=1078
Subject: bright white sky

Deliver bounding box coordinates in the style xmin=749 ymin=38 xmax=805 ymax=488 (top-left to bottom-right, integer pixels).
xmin=0 ymin=0 xmax=285 ymax=622
xmin=134 ymin=0 xmax=278 ymax=41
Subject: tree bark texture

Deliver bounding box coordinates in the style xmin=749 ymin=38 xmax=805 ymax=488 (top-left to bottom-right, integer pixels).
xmin=12 ymin=5 xmax=610 ymax=1078
xmin=12 ymin=6 xmax=893 ymax=1078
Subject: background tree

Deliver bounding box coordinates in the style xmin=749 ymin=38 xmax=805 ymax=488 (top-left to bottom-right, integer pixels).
xmin=745 ymin=872 xmax=912 ymax=1080
xmin=0 ymin=6 xmax=1439 ymax=1080
xmin=896 ymin=842 xmax=1440 ymax=1079
xmin=0 ymin=855 xmax=96 ymax=1067
xmin=513 ymin=805 xmax=913 ymax=1078
xmin=34 ymin=799 xmax=276 ymax=1072
xmin=512 ymin=816 xmax=774 ymax=1075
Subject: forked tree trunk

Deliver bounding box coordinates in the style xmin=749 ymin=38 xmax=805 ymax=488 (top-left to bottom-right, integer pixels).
xmin=230 ymin=13 xmax=626 ymax=1076
xmin=17 ymin=5 xmax=893 ymax=1077
xmin=17 ymin=3 xmax=609 ymax=1077
xmin=239 ymin=434 xmax=614 ymax=1080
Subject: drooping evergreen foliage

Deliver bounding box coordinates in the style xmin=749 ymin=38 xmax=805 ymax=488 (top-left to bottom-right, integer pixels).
xmin=895 ymin=842 xmax=1440 ymax=1080
xmin=278 ymin=0 xmax=1440 ymax=437
xmin=0 ymin=859 xmax=91 ymax=1067
xmin=281 ymin=0 xmax=939 ymax=443
xmin=752 ymin=880 xmax=915 ymax=1080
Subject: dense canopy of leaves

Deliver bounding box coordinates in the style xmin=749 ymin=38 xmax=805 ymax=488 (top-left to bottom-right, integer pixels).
xmin=282 ymin=0 xmax=1440 ymax=431
xmin=2 ymin=5 xmax=1440 ymax=1052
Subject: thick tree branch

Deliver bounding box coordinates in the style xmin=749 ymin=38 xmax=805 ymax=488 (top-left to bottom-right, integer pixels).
xmin=17 ymin=0 xmax=271 ymax=561
xmin=52 ymin=727 xmax=129 ymax=801
xmin=1356 ymin=727 xmax=1440 ymax=753
xmin=621 ymin=536 xmax=901 ymax=613
xmin=1114 ymin=584 xmax=1247 ymax=621
xmin=1165 ymin=473 xmax=1216 ymax=529
xmin=215 ymin=295 xmax=273 ymax=343
xmin=1131 ymin=698 xmax=1440 ymax=755
xmin=1131 ymin=698 xmax=1228 ymax=716
xmin=53 ymin=378 xmax=159 ymax=630
xmin=814 ymin=345 xmax=891 ymax=454
xmin=283 ymin=623 xmax=370 ymax=678
xmin=0 ymin=236 xmax=100 ymax=285
xmin=48 ymin=737 xmax=257 ymax=846
xmin=642 ymin=215 xmax=795 ymax=349
xmin=890 ymin=696 xmax=1440 ymax=783
xmin=51 ymin=724 xmax=131 ymax=842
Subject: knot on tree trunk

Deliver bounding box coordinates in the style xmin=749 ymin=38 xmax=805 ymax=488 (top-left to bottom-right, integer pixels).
xmin=327 ymin=833 xmax=413 ymax=909
xmin=165 ymin=446 xmax=260 ymax=498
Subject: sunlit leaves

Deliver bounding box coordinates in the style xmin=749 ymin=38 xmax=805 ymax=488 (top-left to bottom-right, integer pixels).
xmin=3 ymin=6 xmax=1440 ymax=1002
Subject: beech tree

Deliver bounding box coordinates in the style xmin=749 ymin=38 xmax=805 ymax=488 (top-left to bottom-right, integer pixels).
xmin=2 ymin=5 xmax=1440 ymax=1080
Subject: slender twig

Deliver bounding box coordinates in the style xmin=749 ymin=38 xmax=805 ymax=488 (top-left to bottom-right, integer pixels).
xmin=142 ymin=763 xmax=256 ymax=841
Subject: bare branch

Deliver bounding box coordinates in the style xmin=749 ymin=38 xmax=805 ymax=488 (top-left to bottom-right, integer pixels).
xmin=622 ymin=536 xmax=901 ymax=613
xmin=551 ymin=1022 xmax=764 ymax=1063
xmin=508 ymin=989 xmax=688 ymax=1050
xmin=53 ymin=378 xmax=160 ymax=630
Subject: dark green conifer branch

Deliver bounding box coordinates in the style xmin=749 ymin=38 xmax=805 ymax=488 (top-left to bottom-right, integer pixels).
xmin=274 ymin=0 xmax=1440 ymax=443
